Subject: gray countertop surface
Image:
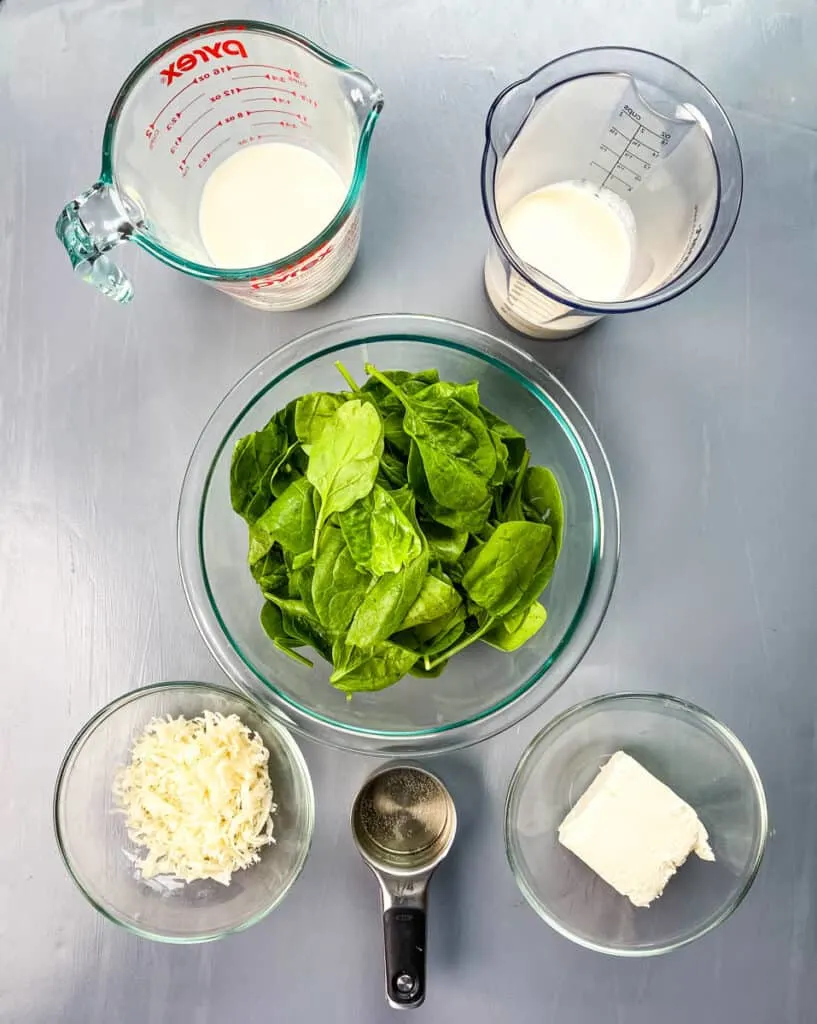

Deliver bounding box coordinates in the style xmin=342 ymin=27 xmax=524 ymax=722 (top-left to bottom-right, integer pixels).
xmin=1 ymin=0 xmax=815 ymax=1020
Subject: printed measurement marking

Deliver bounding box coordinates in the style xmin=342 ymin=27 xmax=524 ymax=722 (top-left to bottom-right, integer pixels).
xmin=149 ymin=79 xmax=199 ymax=132
xmin=238 ymin=133 xmax=282 ymax=145
xmin=599 ymin=122 xmax=641 ymax=189
xmin=208 ymin=86 xmax=296 ymax=103
xmin=237 ymin=86 xmax=297 ymax=96
xmin=251 ymin=116 xmax=303 ymax=129
xmin=180 ymin=121 xmax=223 ymax=166
xmin=620 ymin=107 xmax=669 ymax=141
xmin=239 ymin=63 xmax=304 ymax=80
xmin=198 ymin=136 xmax=231 ymax=170
xmin=163 ymin=92 xmax=206 ymax=133
xmin=170 ymin=106 xmax=213 ymax=155
xmin=234 ymin=71 xmax=301 ymax=85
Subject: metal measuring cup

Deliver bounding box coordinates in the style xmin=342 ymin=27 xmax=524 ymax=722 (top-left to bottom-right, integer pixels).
xmin=351 ymin=764 xmax=457 ymax=1009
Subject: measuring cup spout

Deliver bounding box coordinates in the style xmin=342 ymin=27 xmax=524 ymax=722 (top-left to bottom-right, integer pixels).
xmin=55 ymin=182 xmax=143 ymax=303
xmin=343 ymin=68 xmax=384 ymax=122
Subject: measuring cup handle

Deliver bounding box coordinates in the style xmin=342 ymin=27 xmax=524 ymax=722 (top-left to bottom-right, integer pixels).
xmin=383 ymin=906 xmax=426 ymax=1009
xmin=55 ymin=182 xmax=139 ymax=303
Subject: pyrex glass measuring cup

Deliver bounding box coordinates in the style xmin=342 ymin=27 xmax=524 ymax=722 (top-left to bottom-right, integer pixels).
xmin=482 ymin=47 xmax=742 ymax=339
xmin=55 ymin=21 xmax=383 ymax=309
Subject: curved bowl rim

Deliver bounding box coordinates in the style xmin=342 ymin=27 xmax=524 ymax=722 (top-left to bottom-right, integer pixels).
xmin=53 ymin=679 xmax=316 ymax=944
xmin=504 ymin=690 xmax=769 ymax=957
xmin=177 ymin=313 xmax=620 ymax=755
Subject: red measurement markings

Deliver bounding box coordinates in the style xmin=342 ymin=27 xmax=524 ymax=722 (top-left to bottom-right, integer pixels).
xmin=198 ymin=137 xmax=231 ymax=171
xmin=248 ymin=114 xmax=302 ymax=127
xmin=234 ymin=71 xmax=301 ymax=86
xmin=239 ymin=63 xmax=304 ymax=81
xmin=170 ymin=106 xmax=213 ymax=155
xmin=238 ymin=133 xmax=281 ymax=146
xmin=146 ymin=79 xmax=200 ymax=147
xmin=178 ymin=121 xmax=225 ymax=172
xmin=208 ymin=86 xmax=296 ymax=104
xmin=146 ymin=68 xmax=239 ymax=145
xmin=165 ymin=93 xmax=204 ymax=133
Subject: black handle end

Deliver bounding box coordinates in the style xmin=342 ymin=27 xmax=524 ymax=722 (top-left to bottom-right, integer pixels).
xmin=384 ymin=906 xmax=426 ymax=1008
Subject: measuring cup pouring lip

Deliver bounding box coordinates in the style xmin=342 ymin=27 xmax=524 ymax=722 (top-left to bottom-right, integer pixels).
xmin=481 ymin=45 xmax=743 ymax=316
xmin=98 ymin=19 xmax=383 ymax=282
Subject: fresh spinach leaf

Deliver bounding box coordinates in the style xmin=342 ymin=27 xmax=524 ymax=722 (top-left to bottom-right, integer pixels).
xmin=422 ymin=521 xmax=469 ymax=565
xmin=523 ymin=466 xmax=565 ymax=555
xmin=311 ymin=527 xmax=372 ymax=635
xmin=501 ymin=449 xmax=531 ymax=522
xmin=407 ymin=442 xmax=492 ymax=532
xmin=399 ymin=574 xmax=462 ymax=631
xmin=366 ymin=367 xmax=496 ymax=511
xmin=247 ymin=476 xmax=317 ymax=565
xmin=484 ymin=602 xmax=547 ymax=652
xmin=260 ymin=601 xmax=314 ymax=667
xmin=306 ymin=398 xmax=383 ymax=557
xmin=250 ymin=547 xmax=288 ymax=594
xmin=230 ymin=420 xmax=288 ymax=523
xmin=462 ymin=521 xmax=552 ymax=617
xmin=346 ymin=547 xmax=429 ymax=648
xmin=378 ymin=450 xmax=408 ymax=488
xmin=294 ymin=392 xmax=346 ymax=445
xmin=338 ymin=484 xmax=422 ymax=577
xmin=479 ymin=406 xmax=527 ymax=471
xmin=329 ymin=640 xmax=418 ymax=693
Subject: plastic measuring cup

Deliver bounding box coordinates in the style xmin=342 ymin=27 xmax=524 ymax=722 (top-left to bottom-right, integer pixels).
xmin=481 ymin=47 xmax=743 ymax=339
xmin=55 ymin=21 xmax=383 ymax=309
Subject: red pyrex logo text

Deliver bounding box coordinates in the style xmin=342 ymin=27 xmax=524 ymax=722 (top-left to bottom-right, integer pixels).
xmin=251 ymin=246 xmax=333 ymax=289
xmin=160 ymin=40 xmax=247 ymax=85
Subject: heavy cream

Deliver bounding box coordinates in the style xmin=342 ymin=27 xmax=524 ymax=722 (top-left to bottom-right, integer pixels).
xmin=199 ymin=142 xmax=347 ymax=269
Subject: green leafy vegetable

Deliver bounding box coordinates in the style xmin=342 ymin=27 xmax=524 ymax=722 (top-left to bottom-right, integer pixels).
xmin=346 ymin=548 xmax=429 ymax=648
xmin=294 ymin=392 xmax=346 ymax=445
xmin=247 ymin=476 xmax=316 ymax=564
xmin=329 ymin=640 xmax=418 ymax=692
xmin=338 ymin=485 xmax=422 ymax=576
xmin=484 ymin=602 xmax=547 ymax=652
xmin=462 ymin=521 xmax=552 ymax=617
xmin=523 ymin=466 xmax=565 ymax=554
xmin=306 ymin=398 xmax=383 ymax=557
xmin=311 ymin=528 xmax=372 ymax=635
xmin=230 ymin=363 xmax=565 ymax=695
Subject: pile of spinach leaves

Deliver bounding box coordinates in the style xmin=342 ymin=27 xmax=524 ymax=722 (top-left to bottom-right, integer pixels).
xmin=230 ymin=363 xmax=564 ymax=694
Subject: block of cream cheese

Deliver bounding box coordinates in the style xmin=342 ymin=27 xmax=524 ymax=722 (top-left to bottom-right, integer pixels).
xmin=558 ymin=751 xmax=715 ymax=907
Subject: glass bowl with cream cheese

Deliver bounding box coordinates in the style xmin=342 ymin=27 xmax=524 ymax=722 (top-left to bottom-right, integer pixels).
xmin=504 ymin=692 xmax=768 ymax=955
xmin=54 ymin=681 xmax=314 ymax=942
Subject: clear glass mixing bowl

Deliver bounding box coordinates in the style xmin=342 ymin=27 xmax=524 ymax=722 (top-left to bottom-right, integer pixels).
xmin=54 ymin=682 xmax=315 ymax=943
xmin=505 ymin=693 xmax=768 ymax=956
xmin=178 ymin=315 xmax=619 ymax=754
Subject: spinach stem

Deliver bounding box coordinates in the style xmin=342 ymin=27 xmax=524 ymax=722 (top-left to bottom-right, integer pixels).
xmin=364 ymin=364 xmax=408 ymax=408
xmin=335 ymin=361 xmax=361 ymax=392
xmin=503 ymin=447 xmax=530 ymax=518
xmin=425 ymin=616 xmax=495 ymax=670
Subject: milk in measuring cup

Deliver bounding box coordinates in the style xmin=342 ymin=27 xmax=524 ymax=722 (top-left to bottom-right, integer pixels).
xmin=199 ymin=143 xmax=347 ymax=268
xmin=485 ymin=180 xmax=637 ymax=339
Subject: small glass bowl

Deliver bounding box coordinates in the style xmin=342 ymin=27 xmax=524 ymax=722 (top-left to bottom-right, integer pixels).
xmin=54 ymin=682 xmax=315 ymax=943
xmin=505 ymin=693 xmax=768 ymax=956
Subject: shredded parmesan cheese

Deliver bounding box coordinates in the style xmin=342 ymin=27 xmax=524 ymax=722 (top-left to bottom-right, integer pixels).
xmin=113 ymin=710 xmax=276 ymax=885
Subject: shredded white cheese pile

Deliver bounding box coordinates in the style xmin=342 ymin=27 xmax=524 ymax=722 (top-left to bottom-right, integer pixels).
xmin=113 ymin=710 xmax=276 ymax=885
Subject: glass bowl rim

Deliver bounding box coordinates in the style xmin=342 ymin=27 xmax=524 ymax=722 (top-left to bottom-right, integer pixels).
xmin=53 ymin=679 xmax=316 ymax=944
xmin=504 ymin=690 xmax=769 ymax=957
xmin=177 ymin=313 xmax=620 ymax=755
